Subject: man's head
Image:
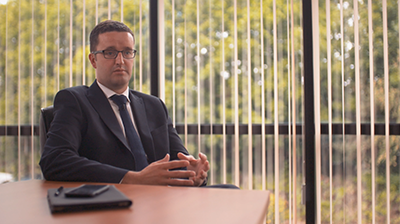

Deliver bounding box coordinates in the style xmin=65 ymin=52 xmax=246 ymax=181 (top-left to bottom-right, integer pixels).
xmin=89 ymin=20 xmax=135 ymax=52
xmin=89 ymin=20 xmax=135 ymax=94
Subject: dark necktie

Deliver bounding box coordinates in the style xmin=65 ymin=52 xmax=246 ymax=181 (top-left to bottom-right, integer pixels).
xmin=110 ymin=94 xmax=148 ymax=171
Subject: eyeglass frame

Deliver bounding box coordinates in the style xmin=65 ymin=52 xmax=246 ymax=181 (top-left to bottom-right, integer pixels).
xmin=91 ymin=49 xmax=137 ymax=59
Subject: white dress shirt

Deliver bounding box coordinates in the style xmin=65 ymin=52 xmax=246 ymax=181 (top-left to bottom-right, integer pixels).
xmin=97 ymin=80 xmax=140 ymax=138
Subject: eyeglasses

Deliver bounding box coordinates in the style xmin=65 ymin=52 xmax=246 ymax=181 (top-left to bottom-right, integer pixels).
xmin=91 ymin=49 xmax=137 ymax=59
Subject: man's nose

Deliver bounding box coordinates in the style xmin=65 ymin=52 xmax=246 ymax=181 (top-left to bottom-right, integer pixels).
xmin=115 ymin=52 xmax=125 ymax=64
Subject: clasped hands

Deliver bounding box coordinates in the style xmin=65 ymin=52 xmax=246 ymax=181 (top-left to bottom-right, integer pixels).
xmin=122 ymin=152 xmax=210 ymax=186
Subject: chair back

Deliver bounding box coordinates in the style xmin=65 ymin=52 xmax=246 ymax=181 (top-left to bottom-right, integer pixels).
xmin=39 ymin=105 xmax=54 ymax=153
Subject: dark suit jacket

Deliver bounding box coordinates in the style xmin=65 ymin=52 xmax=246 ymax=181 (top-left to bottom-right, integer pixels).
xmin=39 ymin=81 xmax=189 ymax=183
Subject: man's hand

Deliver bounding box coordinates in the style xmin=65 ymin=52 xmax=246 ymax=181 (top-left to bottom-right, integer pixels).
xmin=177 ymin=152 xmax=210 ymax=186
xmin=121 ymin=154 xmax=196 ymax=186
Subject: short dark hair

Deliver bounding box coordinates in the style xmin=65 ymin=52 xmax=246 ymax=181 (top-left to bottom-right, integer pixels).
xmin=89 ymin=20 xmax=135 ymax=52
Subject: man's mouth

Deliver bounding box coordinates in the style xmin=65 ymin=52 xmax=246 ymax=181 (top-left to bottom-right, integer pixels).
xmin=114 ymin=68 xmax=126 ymax=73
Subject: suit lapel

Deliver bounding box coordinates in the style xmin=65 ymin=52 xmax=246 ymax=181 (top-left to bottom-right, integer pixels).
xmin=87 ymin=81 xmax=131 ymax=150
xmin=129 ymin=91 xmax=156 ymax=162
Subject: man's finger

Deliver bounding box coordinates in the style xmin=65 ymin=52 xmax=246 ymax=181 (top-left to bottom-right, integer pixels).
xmin=158 ymin=159 xmax=190 ymax=169
xmin=165 ymin=170 xmax=196 ymax=179
xmin=178 ymin=152 xmax=195 ymax=161
xmin=200 ymin=170 xmax=208 ymax=179
xmin=177 ymin=152 xmax=187 ymax=159
xmin=166 ymin=178 xmax=194 ymax=186
xmin=154 ymin=154 xmax=170 ymax=163
xmin=199 ymin=152 xmax=208 ymax=162
xmin=204 ymin=160 xmax=210 ymax=171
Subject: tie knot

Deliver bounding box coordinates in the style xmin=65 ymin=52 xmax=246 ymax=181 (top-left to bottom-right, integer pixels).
xmin=110 ymin=94 xmax=128 ymax=109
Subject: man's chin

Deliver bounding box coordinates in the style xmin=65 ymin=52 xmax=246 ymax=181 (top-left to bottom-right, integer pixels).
xmin=112 ymin=72 xmax=131 ymax=80
xmin=112 ymin=70 xmax=130 ymax=77
xmin=106 ymin=78 xmax=130 ymax=92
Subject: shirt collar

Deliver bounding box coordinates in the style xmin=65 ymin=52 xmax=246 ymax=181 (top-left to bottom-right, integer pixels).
xmin=97 ymin=80 xmax=130 ymax=102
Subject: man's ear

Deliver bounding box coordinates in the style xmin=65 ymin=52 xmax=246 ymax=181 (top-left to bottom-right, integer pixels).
xmin=88 ymin=53 xmax=97 ymax=69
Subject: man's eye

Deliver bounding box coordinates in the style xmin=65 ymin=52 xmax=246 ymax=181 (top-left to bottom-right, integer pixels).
xmin=105 ymin=51 xmax=115 ymax=56
xmin=124 ymin=51 xmax=133 ymax=56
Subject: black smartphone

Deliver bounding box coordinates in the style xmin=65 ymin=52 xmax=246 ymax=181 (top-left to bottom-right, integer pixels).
xmin=64 ymin=184 xmax=110 ymax=198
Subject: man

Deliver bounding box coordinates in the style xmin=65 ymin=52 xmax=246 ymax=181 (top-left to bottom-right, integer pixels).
xmin=40 ymin=20 xmax=209 ymax=187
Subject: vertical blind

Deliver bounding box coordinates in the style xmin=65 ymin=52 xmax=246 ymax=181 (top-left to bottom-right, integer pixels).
xmin=0 ymin=0 xmax=150 ymax=180
xmin=316 ymin=0 xmax=400 ymax=223
xmin=162 ymin=1 xmax=303 ymax=223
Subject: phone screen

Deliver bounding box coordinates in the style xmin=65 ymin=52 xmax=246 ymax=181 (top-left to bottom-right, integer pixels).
xmin=64 ymin=184 xmax=110 ymax=198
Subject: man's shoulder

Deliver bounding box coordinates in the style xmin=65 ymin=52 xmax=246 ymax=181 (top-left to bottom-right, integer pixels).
xmin=130 ymin=90 xmax=159 ymax=101
xmin=58 ymin=85 xmax=89 ymax=95
xmin=129 ymin=90 xmax=166 ymax=109
xmin=63 ymin=85 xmax=90 ymax=92
xmin=54 ymin=86 xmax=90 ymax=103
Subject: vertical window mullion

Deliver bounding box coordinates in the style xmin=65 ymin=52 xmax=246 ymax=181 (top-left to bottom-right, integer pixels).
xmin=311 ymin=0 xmax=321 ymax=223
xmin=260 ymin=0 xmax=266 ymax=192
xmin=382 ymin=0 xmax=391 ymax=222
xmin=4 ymin=0 xmax=9 ymax=180
xmin=353 ymin=0 xmax=362 ymax=223
xmin=208 ymin=0 xmax=214 ymax=186
xmin=221 ymin=0 xmax=226 ymax=184
xmin=108 ymin=0 xmax=111 ymax=20
xmin=44 ymin=0 xmax=47 ymax=106
xmin=303 ymin=0 xmax=316 ymax=222
xmin=196 ymin=0 xmax=201 ymax=155
xmin=368 ymin=0 xmax=376 ymax=223
xmin=287 ymin=0 xmax=292 ymax=221
xmin=326 ymin=0 xmax=333 ymax=223
xmin=246 ymin=0 xmax=253 ymax=190
xmin=139 ymin=0 xmax=143 ymax=91
xmin=172 ymin=0 xmax=176 ymax=125
xmin=82 ymin=0 xmax=86 ymax=86
xmin=184 ymin=7 xmax=188 ymax=147
xmin=95 ymin=0 xmax=98 ymax=24
xmin=42 ymin=0 xmax=48 ymax=178
xmin=120 ymin=0 xmax=123 ymax=22
xmin=290 ymin=0 xmax=298 ymax=222
xmin=69 ymin=0 xmax=73 ymax=87
xmin=30 ymin=0 xmax=35 ymax=179
xmin=287 ymin=1 xmax=296 ymax=223
xmin=339 ymin=0 xmax=346 ymax=222
xmin=158 ymin=1 xmax=165 ymax=101
xmin=233 ymin=0 xmax=240 ymax=188
xmin=273 ymin=0 xmax=280 ymax=222
xmin=57 ymin=0 xmax=60 ymax=91
xmin=17 ymin=0 xmax=21 ymax=181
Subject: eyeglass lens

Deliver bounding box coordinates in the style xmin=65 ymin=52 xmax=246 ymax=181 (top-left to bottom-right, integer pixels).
xmin=103 ymin=50 xmax=136 ymax=59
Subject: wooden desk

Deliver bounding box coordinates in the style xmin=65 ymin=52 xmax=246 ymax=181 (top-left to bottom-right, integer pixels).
xmin=0 ymin=180 xmax=270 ymax=224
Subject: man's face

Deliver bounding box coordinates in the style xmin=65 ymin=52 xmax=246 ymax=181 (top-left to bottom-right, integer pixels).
xmin=89 ymin=31 xmax=135 ymax=93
